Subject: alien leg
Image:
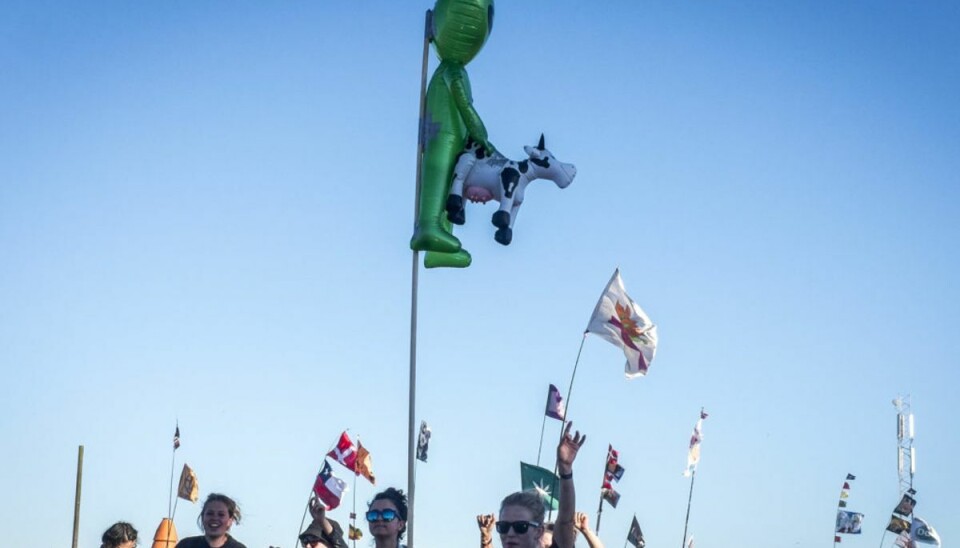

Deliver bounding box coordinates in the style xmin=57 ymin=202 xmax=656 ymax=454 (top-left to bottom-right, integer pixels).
xmin=424 ymin=215 xmax=472 ymax=269
xmin=410 ymin=131 xmax=462 ymax=254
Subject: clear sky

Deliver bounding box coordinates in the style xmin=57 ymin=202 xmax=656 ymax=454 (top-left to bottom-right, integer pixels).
xmin=2 ymin=1 xmax=958 ymax=547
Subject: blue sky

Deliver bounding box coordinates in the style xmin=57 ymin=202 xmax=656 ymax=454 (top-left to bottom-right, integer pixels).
xmin=2 ymin=1 xmax=958 ymax=547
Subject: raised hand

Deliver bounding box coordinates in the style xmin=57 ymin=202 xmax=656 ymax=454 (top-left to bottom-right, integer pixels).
xmin=557 ymin=421 xmax=586 ymax=474
xmin=477 ymin=514 xmax=495 ymax=545
xmin=574 ymin=512 xmax=590 ymax=532
xmin=309 ymin=494 xmax=327 ymax=521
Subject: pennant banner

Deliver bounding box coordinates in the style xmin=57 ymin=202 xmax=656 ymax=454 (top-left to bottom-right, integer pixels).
xmin=585 ymin=269 xmax=658 ymax=378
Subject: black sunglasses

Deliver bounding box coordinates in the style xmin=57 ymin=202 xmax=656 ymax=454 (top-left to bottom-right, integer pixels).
xmin=366 ymin=509 xmax=399 ymax=522
xmin=496 ymin=520 xmax=542 ymax=534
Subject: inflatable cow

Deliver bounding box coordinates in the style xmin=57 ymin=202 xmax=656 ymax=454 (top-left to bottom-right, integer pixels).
xmin=445 ymin=134 xmax=577 ymax=246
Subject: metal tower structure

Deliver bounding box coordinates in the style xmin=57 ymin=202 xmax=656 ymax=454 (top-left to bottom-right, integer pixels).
xmin=893 ymin=395 xmax=915 ymax=496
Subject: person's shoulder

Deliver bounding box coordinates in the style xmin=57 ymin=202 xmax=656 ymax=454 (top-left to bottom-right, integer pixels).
xmin=226 ymin=537 xmax=248 ymax=548
xmin=175 ymin=537 xmax=203 ymax=548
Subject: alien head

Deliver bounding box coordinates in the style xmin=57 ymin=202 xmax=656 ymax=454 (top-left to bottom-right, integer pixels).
xmin=432 ymin=0 xmax=494 ymax=65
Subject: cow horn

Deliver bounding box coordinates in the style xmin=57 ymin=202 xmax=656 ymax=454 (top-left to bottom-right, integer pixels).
xmin=537 ymin=133 xmax=545 ymax=150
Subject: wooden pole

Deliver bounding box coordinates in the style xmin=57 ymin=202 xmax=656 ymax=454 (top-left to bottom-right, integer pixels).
xmin=71 ymin=445 xmax=84 ymax=548
xmin=407 ymin=9 xmax=432 ymax=548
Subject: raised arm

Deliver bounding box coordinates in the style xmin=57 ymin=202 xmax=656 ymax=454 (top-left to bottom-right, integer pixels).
xmin=554 ymin=422 xmax=586 ymax=548
xmin=445 ymin=64 xmax=496 ymax=155
xmin=575 ymin=511 xmax=605 ymax=548
xmin=308 ymin=495 xmax=348 ymax=548
xmin=477 ymin=513 xmax=495 ymax=548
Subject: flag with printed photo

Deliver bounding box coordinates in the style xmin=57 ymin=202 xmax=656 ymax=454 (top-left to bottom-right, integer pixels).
xmin=887 ymin=516 xmax=912 ymax=534
xmin=177 ymin=463 xmax=199 ymax=502
xmin=601 ymin=487 xmax=620 ymax=508
xmin=910 ymin=517 xmax=941 ymax=546
xmin=683 ymin=409 xmax=707 ymax=477
xmin=835 ymin=510 xmax=864 ymax=534
xmin=585 ymin=269 xmax=658 ymax=378
xmin=626 ymin=515 xmax=644 ymax=548
xmin=313 ymin=460 xmax=348 ymax=510
xmin=545 ymin=384 xmax=566 ymax=421
xmin=355 ymin=442 xmax=376 ymax=485
xmin=894 ymin=532 xmax=914 ymax=548
xmin=348 ymin=525 xmax=363 ymax=540
xmin=327 ymin=431 xmax=358 ymax=472
xmin=520 ymin=462 xmax=559 ymax=511
xmin=893 ymin=494 xmax=916 ymax=516
xmin=416 ymin=421 xmax=431 ymax=462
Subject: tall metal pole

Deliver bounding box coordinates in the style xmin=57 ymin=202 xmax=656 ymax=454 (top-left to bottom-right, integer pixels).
xmin=407 ymin=10 xmax=432 ymax=548
xmin=72 ymin=445 xmax=84 ymax=548
xmin=680 ymin=470 xmax=696 ymax=548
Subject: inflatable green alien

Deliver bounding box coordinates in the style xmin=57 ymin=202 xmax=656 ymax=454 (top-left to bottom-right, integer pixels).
xmin=410 ymin=0 xmax=496 ymax=269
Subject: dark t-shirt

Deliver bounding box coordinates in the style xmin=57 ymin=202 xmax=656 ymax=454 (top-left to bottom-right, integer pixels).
xmin=175 ymin=535 xmax=247 ymax=548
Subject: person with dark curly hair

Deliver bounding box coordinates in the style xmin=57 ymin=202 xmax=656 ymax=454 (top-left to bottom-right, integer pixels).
xmin=176 ymin=493 xmax=247 ymax=548
xmin=101 ymin=521 xmax=137 ymax=548
xmin=365 ymin=487 xmax=408 ymax=548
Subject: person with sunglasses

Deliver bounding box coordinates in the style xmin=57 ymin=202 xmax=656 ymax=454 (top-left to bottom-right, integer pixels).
xmin=100 ymin=521 xmax=138 ymax=548
xmin=495 ymin=422 xmax=586 ymax=548
xmin=176 ymin=493 xmax=246 ymax=548
xmin=365 ymin=487 xmax=408 ymax=548
xmin=299 ymin=494 xmax=348 ymax=548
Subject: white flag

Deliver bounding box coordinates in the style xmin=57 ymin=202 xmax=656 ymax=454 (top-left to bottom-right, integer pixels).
xmin=586 ymin=269 xmax=658 ymax=378
xmin=684 ymin=409 xmax=708 ymax=477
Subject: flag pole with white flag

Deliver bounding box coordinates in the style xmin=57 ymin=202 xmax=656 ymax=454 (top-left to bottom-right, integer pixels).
xmin=681 ymin=409 xmax=707 ymax=548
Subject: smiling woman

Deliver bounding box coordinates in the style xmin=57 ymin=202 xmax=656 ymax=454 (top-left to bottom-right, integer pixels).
xmin=175 ymin=493 xmax=247 ymax=548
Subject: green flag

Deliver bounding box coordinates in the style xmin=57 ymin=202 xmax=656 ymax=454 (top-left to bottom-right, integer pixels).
xmin=520 ymin=462 xmax=560 ymax=511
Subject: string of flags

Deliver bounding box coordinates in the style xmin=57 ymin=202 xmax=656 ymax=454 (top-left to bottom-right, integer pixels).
xmin=885 ymin=488 xmax=941 ymax=547
xmin=600 ymin=444 xmax=624 ymax=508
xmin=834 ymin=473 xmax=863 ymax=543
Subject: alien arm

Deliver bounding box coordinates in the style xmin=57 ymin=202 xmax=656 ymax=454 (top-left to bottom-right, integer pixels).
xmin=445 ymin=65 xmax=495 ymax=154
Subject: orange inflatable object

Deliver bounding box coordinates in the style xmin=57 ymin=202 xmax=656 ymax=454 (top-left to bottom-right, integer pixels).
xmin=151 ymin=518 xmax=178 ymax=548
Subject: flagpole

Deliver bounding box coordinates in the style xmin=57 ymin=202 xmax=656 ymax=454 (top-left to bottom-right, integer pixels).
xmin=296 ymin=488 xmax=313 ymax=548
xmin=71 ymin=445 xmax=83 ymax=548
xmin=167 ymin=431 xmax=177 ymax=519
xmin=680 ymin=470 xmax=696 ymax=548
xmin=172 ymin=481 xmax=180 ymax=520
xmin=547 ymin=333 xmax=588 ymax=523
xmin=351 ymin=470 xmax=358 ymax=548
xmin=536 ymin=389 xmax=551 ymax=466
xmin=595 ymin=449 xmax=606 ymax=533
xmin=407 ymin=10 xmax=432 ymax=548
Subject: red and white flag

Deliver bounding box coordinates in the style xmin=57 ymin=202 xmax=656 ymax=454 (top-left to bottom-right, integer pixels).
xmin=586 ymin=269 xmax=658 ymax=378
xmin=327 ymin=431 xmax=358 ymax=472
xmin=313 ymin=460 xmax=348 ymax=510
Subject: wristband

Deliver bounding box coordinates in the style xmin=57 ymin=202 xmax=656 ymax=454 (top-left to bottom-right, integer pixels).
xmin=559 ymin=471 xmax=573 ymax=480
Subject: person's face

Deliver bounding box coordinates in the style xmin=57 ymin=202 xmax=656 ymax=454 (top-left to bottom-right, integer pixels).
xmin=202 ymin=500 xmax=234 ymax=538
xmin=367 ymin=499 xmax=404 ymax=541
xmin=498 ymin=505 xmax=543 ymax=548
xmin=116 ymin=542 xmax=136 ymax=548
xmin=301 ymin=539 xmax=329 ymax=548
